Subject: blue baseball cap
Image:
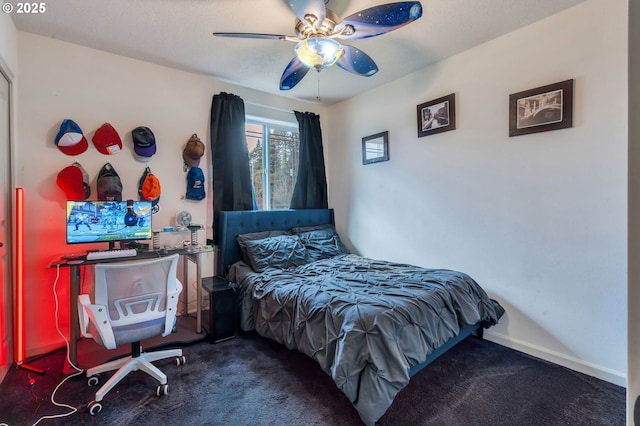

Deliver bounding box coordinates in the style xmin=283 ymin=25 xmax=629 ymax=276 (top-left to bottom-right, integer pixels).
xmin=185 ymin=166 xmax=205 ymax=201
xmin=55 ymin=119 xmax=88 ymax=156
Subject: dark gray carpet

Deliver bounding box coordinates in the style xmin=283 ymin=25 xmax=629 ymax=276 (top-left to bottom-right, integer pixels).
xmin=0 ymin=332 xmax=625 ymax=425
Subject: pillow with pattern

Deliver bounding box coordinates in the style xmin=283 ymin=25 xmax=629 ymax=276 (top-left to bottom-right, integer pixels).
xmin=292 ymin=225 xmax=349 ymax=262
xmin=242 ymin=234 xmax=309 ymax=272
xmin=237 ymin=230 xmax=290 ymax=265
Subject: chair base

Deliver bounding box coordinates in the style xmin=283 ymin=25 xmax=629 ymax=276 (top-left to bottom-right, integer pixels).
xmin=87 ymin=344 xmax=183 ymax=403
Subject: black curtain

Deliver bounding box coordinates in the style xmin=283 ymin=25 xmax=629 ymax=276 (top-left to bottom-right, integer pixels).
xmin=290 ymin=111 xmax=328 ymax=209
xmin=210 ymin=92 xmax=254 ymax=234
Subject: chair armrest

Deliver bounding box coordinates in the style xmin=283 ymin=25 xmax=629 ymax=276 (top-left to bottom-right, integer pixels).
xmin=77 ymin=294 xmax=117 ymax=349
xmin=77 ymin=294 xmax=93 ymax=338
xmin=163 ymin=278 xmax=183 ymax=336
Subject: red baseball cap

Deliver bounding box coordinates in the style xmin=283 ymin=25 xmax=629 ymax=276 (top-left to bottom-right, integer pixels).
xmin=56 ymin=163 xmax=89 ymax=200
xmin=92 ymin=123 xmax=122 ymax=155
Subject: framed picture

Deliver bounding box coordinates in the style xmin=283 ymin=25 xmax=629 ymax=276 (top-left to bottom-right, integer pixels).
xmin=362 ymin=131 xmax=389 ymax=165
xmin=417 ymin=93 xmax=456 ymax=137
xmin=509 ymin=79 xmax=573 ymax=137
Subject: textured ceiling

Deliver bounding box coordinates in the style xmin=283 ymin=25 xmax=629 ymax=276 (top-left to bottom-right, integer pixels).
xmin=10 ymin=0 xmax=586 ymax=105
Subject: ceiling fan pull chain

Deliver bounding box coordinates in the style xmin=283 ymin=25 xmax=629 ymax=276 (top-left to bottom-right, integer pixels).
xmin=316 ymin=70 xmax=321 ymax=102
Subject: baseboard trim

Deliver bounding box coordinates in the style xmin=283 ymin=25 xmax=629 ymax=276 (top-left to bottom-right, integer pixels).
xmin=485 ymin=331 xmax=626 ymax=387
xmin=27 ymin=341 xmax=65 ymax=360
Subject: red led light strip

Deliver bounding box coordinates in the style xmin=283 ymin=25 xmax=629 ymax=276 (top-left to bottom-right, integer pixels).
xmin=15 ymin=187 xmax=24 ymax=364
xmin=15 ymin=188 xmax=44 ymax=374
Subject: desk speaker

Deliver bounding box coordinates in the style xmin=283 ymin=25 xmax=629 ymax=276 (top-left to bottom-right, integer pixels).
xmin=202 ymin=276 xmax=237 ymax=343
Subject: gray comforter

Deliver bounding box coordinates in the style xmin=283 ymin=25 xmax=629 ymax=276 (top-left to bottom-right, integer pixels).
xmin=230 ymin=254 xmax=504 ymax=425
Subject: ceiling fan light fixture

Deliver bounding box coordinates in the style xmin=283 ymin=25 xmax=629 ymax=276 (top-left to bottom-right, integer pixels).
xmin=295 ymin=37 xmax=344 ymax=70
xmin=217 ymin=2 xmax=424 ymax=90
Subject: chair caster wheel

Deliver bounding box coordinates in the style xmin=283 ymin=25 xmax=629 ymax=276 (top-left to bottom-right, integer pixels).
xmin=175 ymin=355 xmax=186 ymax=366
xmin=156 ymin=384 xmax=168 ymax=396
xmin=87 ymin=376 xmax=99 ymax=386
xmin=88 ymin=400 xmax=102 ymax=415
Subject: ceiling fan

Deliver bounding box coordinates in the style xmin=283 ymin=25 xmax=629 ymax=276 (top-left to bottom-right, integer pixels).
xmin=213 ymin=1 xmax=423 ymax=91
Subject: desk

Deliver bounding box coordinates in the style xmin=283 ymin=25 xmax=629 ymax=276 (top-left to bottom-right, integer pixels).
xmin=50 ymin=247 xmax=213 ymax=369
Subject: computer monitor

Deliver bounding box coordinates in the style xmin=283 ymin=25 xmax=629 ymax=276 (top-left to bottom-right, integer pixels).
xmin=66 ymin=200 xmax=153 ymax=250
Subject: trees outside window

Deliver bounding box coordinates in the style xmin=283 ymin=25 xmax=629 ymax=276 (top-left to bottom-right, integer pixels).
xmin=246 ymin=121 xmax=299 ymax=210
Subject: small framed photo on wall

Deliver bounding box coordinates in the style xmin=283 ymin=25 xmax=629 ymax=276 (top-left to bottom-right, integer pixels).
xmin=509 ymin=79 xmax=573 ymax=137
xmin=362 ymin=131 xmax=389 ymax=165
xmin=417 ymin=93 xmax=456 ymax=138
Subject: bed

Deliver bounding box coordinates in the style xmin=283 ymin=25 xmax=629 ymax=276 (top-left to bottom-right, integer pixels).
xmin=215 ymin=208 xmax=504 ymax=425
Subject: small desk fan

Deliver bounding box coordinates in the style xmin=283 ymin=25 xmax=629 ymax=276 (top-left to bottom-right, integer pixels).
xmin=176 ymin=211 xmax=192 ymax=231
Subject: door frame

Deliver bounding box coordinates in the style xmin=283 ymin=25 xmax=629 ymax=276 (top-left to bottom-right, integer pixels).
xmin=0 ymin=56 xmax=15 ymax=383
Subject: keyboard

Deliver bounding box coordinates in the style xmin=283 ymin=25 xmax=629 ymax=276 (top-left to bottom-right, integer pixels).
xmin=86 ymin=248 xmax=138 ymax=261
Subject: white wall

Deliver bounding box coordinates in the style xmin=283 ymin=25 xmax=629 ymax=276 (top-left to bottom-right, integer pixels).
xmin=327 ymin=0 xmax=627 ymax=386
xmin=15 ymin=32 xmax=327 ymax=355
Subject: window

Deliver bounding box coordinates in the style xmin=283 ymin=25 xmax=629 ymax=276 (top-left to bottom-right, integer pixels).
xmin=246 ymin=120 xmax=300 ymax=210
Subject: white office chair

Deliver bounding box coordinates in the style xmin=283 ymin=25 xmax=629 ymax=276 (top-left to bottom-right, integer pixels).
xmin=77 ymin=254 xmax=186 ymax=415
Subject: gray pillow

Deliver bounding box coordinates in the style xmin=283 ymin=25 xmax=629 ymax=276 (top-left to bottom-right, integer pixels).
xmin=237 ymin=230 xmax=290 ymax=264
xmin=292 ymin=225 xmax=349 ymax=262
xmin=242 ymin=234 xmax=309 ymax=272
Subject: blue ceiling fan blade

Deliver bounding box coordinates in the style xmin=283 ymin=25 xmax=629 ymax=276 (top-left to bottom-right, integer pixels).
xmin=335 ymin=2 xmax=423 ymax=40
xmin=335 ymin=45 xmax=378 ymax=77
xmin=280 ymin=56 xmax=311 ymax=90
xmin=287 ymin=0 xmax=326 ymax=27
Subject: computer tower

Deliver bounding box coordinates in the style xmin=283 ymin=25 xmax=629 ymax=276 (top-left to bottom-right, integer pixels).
xmin=201 ymin=276 xmax=237 ymax=343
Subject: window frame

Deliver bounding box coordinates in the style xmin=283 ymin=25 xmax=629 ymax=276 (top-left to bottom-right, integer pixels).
xmin=245 ymin=116 xmax=300 ymax=210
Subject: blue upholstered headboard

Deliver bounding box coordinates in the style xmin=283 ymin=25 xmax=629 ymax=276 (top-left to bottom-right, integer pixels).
xmin=215 ymin=209 xmax=335 ymax=276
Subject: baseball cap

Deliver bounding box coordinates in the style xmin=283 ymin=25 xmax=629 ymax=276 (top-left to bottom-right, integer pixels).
xmin=183 ymin=134 xmax=205 ymax=168
xmin=185 ymin=166 xmax=205 ymax=201
xmin=132 ymin=126 xmax=156 ymax=162
xmin=97 ymin=162 xmax=123 ymax=201
xmin=92 ymin=123 xmax=123 ymax=155
xmin=55 ymin=119 xmax=88 ymax=156
xmin=56 ymin=162 xmax=91 ymax=200
xmin=138 ymin=167 xmax=161 ymax=213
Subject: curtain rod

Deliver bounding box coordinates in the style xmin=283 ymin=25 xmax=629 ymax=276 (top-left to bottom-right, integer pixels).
xmin=244 ymin=100 xmax=295 ymax=115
